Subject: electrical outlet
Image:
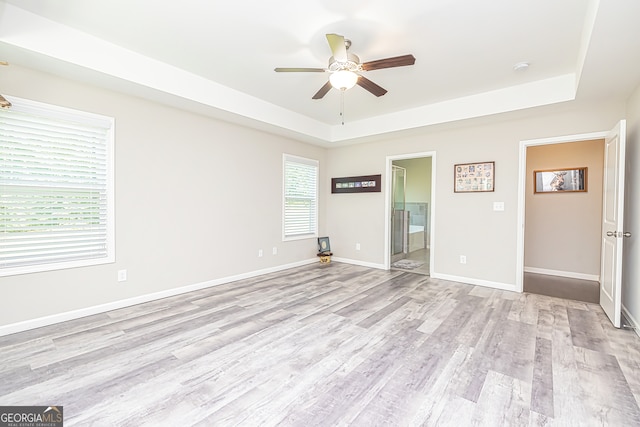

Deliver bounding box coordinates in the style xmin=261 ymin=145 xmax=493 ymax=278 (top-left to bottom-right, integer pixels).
xmin=272 ymin=247 xmax=277 ymax=255
xmin=118 ymin=269 xmax=127 ymax=282
xmin=356 ymin=243 xmax=361 ymax=250
xmin=258 ymin=249 xmax=263 ymax=257
xmin=460 ymin=255 xmax=467 ymax=264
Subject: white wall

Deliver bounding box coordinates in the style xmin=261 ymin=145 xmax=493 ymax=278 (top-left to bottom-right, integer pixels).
xmin=326 ymin=103 xmax=625 ymax=289
xmin=623 ymin=82 xmax=640 ymax=329
xmin=0 ymin=65 xmax=326 ymax=329
xmin=524 ymin=140 xmax=604 ymax=278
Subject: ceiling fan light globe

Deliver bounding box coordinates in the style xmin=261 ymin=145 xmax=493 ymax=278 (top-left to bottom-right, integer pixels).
xmin=329 ymin=70 xmax=358 ymax=91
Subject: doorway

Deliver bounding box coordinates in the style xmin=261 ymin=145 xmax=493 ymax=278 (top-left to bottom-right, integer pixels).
xmin=516 ymin=121 xmax=627 ymax=327
xmin=522 ymin=139 xmax=604 ymax=303
xmin=385 ymin=153 xmax=435 ymax=276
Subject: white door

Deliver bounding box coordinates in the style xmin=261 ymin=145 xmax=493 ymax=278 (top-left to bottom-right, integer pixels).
xmin=600 ymin=120 xmax=627 ymax=327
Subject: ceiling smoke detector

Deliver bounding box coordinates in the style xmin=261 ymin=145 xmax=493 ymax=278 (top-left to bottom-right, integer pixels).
xmin=513 ymin=62 xmax=530 ymax=72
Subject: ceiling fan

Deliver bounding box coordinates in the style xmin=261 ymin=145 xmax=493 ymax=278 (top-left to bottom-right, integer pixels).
xmin=275 ymin=34 xmax=416 ymax=99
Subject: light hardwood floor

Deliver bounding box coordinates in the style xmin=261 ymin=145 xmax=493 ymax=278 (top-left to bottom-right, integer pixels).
xmin=2 ymin=263 xmax=640 ymax=426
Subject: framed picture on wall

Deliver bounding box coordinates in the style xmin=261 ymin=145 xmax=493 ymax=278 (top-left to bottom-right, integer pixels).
xmin=331 ymin=174 xmax=381 ymax=193
xmin=454 ymin=161 xmax=495 ymax=193
xmin=534 ymin=167 xmax=587 ymax=193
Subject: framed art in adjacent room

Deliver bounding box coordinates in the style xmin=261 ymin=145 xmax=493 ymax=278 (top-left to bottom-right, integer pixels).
xmin=534 ymin=167 xmax=587 ymax=193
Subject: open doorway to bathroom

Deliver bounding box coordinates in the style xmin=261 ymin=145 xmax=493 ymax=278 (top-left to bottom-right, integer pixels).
xmin=388 ymin=155 xmax=433 ymax=275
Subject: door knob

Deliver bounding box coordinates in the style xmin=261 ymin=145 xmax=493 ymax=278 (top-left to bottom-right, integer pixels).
xmin=623 ymin=232 xmax=632 ymax=238
xmin=607 ymin=231 xmax=616 ymax=237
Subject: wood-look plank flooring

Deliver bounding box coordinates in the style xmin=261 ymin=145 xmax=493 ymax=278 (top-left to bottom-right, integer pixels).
xmin=1 ymin=263 xmax=640 ymax=426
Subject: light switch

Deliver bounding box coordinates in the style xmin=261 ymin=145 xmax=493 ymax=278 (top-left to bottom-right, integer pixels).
xmin=493 ymin=202 xmax=505 ymax=211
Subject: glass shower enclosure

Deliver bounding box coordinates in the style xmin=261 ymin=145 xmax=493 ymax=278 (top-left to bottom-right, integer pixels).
xmin=391 ymin=165 xmax=409 ymax=263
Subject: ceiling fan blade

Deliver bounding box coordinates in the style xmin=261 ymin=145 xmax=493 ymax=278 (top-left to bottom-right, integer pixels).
xmin=274 ymin=67 xmax=326 ymax=72
xmin=312 ymin=81 xmax=333 ymax=99
xmin=326 ymin=33 xmax=347 ymax=62
xmin=357 ymin=75 xmax=387 ymax=97
xmin=361 ymin=54 xmax=416 ymax=71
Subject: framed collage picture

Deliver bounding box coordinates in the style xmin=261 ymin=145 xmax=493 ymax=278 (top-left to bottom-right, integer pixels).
xmin=454 ymin=161 xmax=495 ymax=193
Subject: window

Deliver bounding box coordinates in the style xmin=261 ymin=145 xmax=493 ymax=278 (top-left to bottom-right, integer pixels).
xmin=0 ymin=96 xmax=114 ymax=276
xmin=283 ymin=154 xmax=318 ymax=240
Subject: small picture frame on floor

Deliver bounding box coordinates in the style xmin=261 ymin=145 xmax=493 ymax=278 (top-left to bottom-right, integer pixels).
xmin=317 ymin=237 xmax=331 ymax=253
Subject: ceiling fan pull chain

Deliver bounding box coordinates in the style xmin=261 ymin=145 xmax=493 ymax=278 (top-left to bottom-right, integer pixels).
xmin=340 ymin=89 xmax=345 ymax=125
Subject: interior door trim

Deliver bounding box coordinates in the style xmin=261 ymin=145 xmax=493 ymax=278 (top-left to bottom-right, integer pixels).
xmin=384 ymin=152 xmax=436 ymax=273
xmin=516 ymin=130 xmax=609 ymax=292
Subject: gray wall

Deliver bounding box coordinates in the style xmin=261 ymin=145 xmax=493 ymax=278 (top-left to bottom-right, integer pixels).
xmin=0 ymin=65 xmax=326 ymax=327
xmin=325 ymin=103 xmax=625 ymax=289
xmin=623 ymin=83 xmax=640 ymax=329
xmin=2 ymin=62 xmax=639 ymax=333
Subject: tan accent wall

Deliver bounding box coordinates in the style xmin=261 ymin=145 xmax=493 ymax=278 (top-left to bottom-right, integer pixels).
xmin=524 ymin=140 xmax=605 ymax=276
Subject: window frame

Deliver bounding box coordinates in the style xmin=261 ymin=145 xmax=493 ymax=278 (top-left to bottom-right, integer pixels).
xmin=282 ymin=154 xmax=319 ymax=241
xmin=0 ymin=96 xmax=115 ymax=277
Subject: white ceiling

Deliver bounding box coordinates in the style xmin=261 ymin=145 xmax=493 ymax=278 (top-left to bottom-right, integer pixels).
xmin=1 ymin=0 xmax=639 ymax=145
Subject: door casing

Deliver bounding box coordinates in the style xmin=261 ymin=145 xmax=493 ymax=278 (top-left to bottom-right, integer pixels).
xmin=384 ymin=152 xmax=436 ymax=272
xmin=516 ymin=130 xmax=610 ymax=292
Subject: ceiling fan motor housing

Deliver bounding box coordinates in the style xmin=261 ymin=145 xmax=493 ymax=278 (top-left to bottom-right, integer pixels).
xmin=328 ymin=53 xmax=362 ymax=72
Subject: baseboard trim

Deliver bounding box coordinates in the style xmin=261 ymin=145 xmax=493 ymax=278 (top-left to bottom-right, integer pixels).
xmin=431 ymin=272 xmax=517 ymax=292
xmin=0 ymin=258 xmax=317 ymax=337
xmin=524 ymin=267 xmax=599 ymax=282
xmin=622 ymin=305 xmax=640 ymax=338
xmin=331 ymin=257 xmax=386 ymax=270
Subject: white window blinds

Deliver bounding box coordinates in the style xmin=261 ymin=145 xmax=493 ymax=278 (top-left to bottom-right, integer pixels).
xmin=283 ymin=154 xmax=318 ymax=239
xmin=0 ymin=97 xmax=114 ymax=276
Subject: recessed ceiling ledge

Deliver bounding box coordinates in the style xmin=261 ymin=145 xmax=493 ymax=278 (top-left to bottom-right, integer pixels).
xmin=329 ymin=73 xmax=577 ymax=142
